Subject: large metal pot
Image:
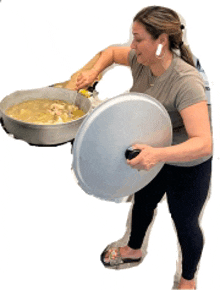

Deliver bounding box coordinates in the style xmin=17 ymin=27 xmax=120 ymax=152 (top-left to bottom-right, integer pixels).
xmin=0 ymin=87 xmax=92 ymax=145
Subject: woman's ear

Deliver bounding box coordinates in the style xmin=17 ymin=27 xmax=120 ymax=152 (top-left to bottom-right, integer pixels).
xmin=158 ymin=33 xmax=169 ymax=46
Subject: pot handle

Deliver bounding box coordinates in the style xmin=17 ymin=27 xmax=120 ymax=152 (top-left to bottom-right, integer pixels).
xmin=87 ymin=81 xmax=99 ymax=92
xmin=78 ymin=81 xmax=99 ymax=98
xmin=125 ymin=147 xmax=141 ymax=160
xmin=0 ymin=116 xmax=4 ymax=127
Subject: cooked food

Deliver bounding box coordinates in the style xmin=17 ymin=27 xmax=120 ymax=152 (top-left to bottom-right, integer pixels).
xmin=5 ymin=99 xmax=85 ymax=125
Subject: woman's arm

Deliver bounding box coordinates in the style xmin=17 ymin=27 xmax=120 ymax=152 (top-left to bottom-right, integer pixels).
xmin=75 ymin=46 xmax=131 ymax=90
xmin=127 ymin=101 xmax=212 ymax=170
xmin=93 ymin=46 xmax=131 ymax=71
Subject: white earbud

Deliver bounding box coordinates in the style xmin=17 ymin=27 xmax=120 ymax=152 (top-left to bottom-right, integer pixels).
xmin=156 ymin=44 xmax=163 ymax=56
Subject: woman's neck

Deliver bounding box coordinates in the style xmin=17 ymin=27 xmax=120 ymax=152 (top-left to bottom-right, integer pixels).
xmin=150 ymin=50 xmax=173 ymax=77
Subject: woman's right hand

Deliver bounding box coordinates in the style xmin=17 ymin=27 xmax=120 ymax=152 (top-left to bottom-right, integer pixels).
xmin=75 ymin=68 xmax=99 ymax=91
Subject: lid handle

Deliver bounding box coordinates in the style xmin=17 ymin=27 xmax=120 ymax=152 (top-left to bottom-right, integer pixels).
xmin=125 ymin=147 xmax=141 ymax=160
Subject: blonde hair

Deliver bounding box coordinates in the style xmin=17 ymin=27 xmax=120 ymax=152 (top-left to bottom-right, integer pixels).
xmin=133 ymin=6 xmax=195 ymax=67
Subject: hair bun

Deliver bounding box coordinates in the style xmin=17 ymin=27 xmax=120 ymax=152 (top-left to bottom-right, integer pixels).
xmin=179 ymin=41 xmax=184 ymax=48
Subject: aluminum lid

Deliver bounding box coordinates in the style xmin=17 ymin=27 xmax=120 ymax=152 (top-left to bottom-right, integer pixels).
xmin=72 ymin=92 xmax=172 ymax=202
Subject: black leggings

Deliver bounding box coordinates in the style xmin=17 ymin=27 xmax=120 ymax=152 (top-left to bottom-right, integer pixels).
xmin=128 ymin=158 xmax=212 ymax=280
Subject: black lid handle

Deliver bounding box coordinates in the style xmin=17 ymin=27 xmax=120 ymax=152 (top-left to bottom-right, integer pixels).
xmin=125 ymin=147 xmax=141 ymax=160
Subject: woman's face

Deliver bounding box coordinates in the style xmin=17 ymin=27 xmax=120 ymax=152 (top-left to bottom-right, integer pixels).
xmin=131 ymin=21 xmax=159 ymax=66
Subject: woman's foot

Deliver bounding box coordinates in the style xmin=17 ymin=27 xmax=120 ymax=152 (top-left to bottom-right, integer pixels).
xmin=103 ymin=245 xmax=142 ymax=264
xmin=178 ymin=277 xmax=196 ymax=289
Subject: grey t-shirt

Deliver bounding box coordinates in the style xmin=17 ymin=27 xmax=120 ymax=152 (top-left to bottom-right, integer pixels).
xmin=128 ymin=49 xmax=211 ymax=167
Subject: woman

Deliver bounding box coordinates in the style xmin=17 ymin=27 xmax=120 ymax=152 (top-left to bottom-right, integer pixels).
xmin=75 ymin=6 xmax=212 ymax=290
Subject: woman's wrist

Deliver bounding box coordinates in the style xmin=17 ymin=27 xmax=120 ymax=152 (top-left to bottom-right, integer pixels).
xmin=90 ymin=67 xmax=100 ymax=79
xmin=155 ymin=146 xmax=188 ymax=163
xmin=155 ymin=147 xmax=170 ymax=163
xmin=91 ymin=67 xmax=99 ymax=74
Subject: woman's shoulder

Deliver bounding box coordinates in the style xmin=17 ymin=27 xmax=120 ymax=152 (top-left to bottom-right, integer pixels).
xmin=128 ymin=49 xmax=144 ymax=68
xmin=171 ymin=54 xmax=205 ymax=95
xmin=128 ymin=49 xmax=138 ymax=67
xmin=128 ymin=49 xmax=150 ymax=75
xmin=128 ymin=49 xmax=136 ymax=60
xmin=172 ymin=56 xmax=207 ymax=111
xmin=172 ymin=54 xmax=200 ymax=79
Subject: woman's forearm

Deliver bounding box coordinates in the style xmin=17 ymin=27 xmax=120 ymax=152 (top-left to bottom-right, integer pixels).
xmin=157 ymin=137 xmax=212 ymax=163
xmin=92 ymin=46 xmax=131 ymax=74
xmin=92 ymin=47 xmax=115 ymax=75
xmin=74 ymin=47 xmax=115 ymax=90
xmin=128 ymin=137 xmax=212 ymax=171
xmin=75 ymin=46 xmax=130 ymax=90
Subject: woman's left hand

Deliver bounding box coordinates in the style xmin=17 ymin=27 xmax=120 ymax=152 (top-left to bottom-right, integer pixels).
xmin=127 ymin=144 xmax=161 ymax=171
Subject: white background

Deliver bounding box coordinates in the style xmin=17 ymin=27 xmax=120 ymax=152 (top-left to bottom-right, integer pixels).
xmin=0 ymin=1 xmax=219 ymax=289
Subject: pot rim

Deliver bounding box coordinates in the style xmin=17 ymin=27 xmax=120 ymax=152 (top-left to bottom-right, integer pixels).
xmin=0 ymin=87 xmax=92 ymax=128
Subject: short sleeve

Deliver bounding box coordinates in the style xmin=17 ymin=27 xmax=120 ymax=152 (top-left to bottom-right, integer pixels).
xmin=128 ymin=49 xmax=137 ymax=68
xmin=175 ymin=74 xmax=207 ymax=112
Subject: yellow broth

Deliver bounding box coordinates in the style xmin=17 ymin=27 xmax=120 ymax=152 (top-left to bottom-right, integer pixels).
xmin=5 ymin=99 xmax=85 ymax=125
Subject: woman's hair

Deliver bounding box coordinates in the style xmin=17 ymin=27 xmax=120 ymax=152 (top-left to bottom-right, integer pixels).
xmin=133 ymin=6 xmax=195 ymax=67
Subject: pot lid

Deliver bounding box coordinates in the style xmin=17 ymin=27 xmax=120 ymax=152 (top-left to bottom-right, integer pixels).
xmin=72 ymin=92 xmax=172 ymax=202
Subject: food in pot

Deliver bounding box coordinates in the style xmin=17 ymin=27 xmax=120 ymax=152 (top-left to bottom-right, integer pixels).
xmin=5 ymin=99 xmax=85 ymax=125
